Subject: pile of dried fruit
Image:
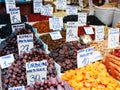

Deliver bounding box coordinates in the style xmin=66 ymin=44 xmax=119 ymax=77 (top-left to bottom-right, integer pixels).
xmin=40 ymin=30 xmax=66 ymax=51
xmin=62 ymin=61 xmax=120 ymax=90
xmin=25 ymin=76 xmax=73 ymax=90
xmin=88 ymin=40 xmax=113 ymax=56
xmin=32 ymin=21 xmax=53 ymax=34
xmin=49 ymin=41 xmax=87 ymax=73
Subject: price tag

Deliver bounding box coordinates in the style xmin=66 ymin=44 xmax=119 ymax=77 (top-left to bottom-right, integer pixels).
xmin=66 ymin=22 xmax=79 ymax=42
xmin=84 ymin=27 xmax=94 ymax=34
xmin=8 ymin=86 xmax=25 ymax=90
xmin=9 ymin=7 xmax=21 ymax=24
xmin=33 ymin=0 xmax=42 ymax=13
xmin=26 ymin=60 xmax=47 ymax=85
xmin=17 ymin=34 xmax=34 ymax=55
xmin=95 ymin=26 xmax=104 ymax=41
xmin=77 ymin=47 xmax=94 ymax=68
xmin=49 ymin=17 xmax=63 ymax=30
xmin=54 ymin=62 xmax=61 ymax=77
xmin=12 ymin=23 xmax=25 ymax=32
xmin=78 ymin=13 xmax=87 ymax=26
xmin=41 ymin=5 xmax=53 ymax=16
xmin=56 ymin=0 xmax=67 ymax=10
xmin=92 ymin=51 xmax=102 ymax=62
xmin=0 ymin=54 xmax=14 ymax=69
xmin=89 ymin=0 xmax=94 ymax=15
xmin=108 ymin=28 xmax=119 ymax=48
xmin=50 ymin=31 xmax=62 ymax=40
xmin=66 ymin=5 xmax=78 ymax=15
xmin=5 ymin=0 xmax=16 ymax=13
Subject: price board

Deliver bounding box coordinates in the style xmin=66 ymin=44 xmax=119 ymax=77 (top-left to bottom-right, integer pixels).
xmin=50 ymin=31 xmax=62 ymax=40
xmin=5 ymin=0 xmax=16 ymax=13
xmin=12 ymin=23 xmax=25 ymax=32
xmin=17 ymin=34 xmax=34 ymax=55
xmin=78 ymin=13 xmax=87 ymax=26
xmin=77 ymin=47 xmax=94 ymax=68
xmin=0 ymin=54 xmax=14 ymax=69
xmin=66 ymin=22 xmax=79 ymax=42
xmin=26 ymin=60 xmax=47 ymax=85
xmin=56 ymin=0 xmax=67 ymax=10
xmin=66 ymin=5 xmax=78 ymax=15
xmin=9 ymin=7 xmax=21 ymax=24
xmin=108 ymin=28 xmax=119 ymax=48
xmin=95 ymin=26 xmax=104 ymax=42
xmin=8 ymin=86 xmax=25 ymax=90
xmin=33 ymin=0 xmax=43 ymax=13
xmin=84 ymin=27 xmax=94 ymax=34
xmin=41 ymin=5 xmax=53 ymax=16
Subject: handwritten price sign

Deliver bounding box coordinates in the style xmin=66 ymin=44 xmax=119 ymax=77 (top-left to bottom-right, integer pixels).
xmin=26 ymin=60 xmax=47 ymax=85
xmin=12 ymin=23 xmax=25 ymax=32
xmin=66 ymin=22 xmax=79 ymax=42
xmin=8 ymin=86 xmax=25 ymax=90
xmin=41 ymin=5 xmax=53 ymax=16
xmin=50 ymin=31 xmax=62 ymax=40
xmin=77 ymin=47 xmax=94 ymax=68
xmin=9 ymin=7 xmax=21 ymax=24
xmin=56 ymin=0 xmax=67 ymax=10
xmin=17 ymin=34 xmax=34 ymax=55
xmin=66 ymin=5 xmax=78 ymax=15
xmin=78 ymin=13 xmax=87 ymax=26
xmin=0 ymin=54 xmax=14 ymax=69
xmin=33 ymin=0 xmax=42 ymax=13
xmin=108 ymin=28 xmax=119 ymax=48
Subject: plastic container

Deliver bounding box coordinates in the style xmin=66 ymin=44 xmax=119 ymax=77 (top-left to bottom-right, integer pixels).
xmin=112 ymin=8 xmax=120 ymax=27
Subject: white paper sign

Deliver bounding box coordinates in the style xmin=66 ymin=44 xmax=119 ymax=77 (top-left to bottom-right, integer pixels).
xmin=77 ymin=47 xmax=94 ymax=68
xmin=50 ymin=31 xmax=62 ymax=40
xmin=9 ymin=7 xmax=21 ymax=24
xmin=41 ymin=5 xmax=53 ymax=16
xmin=95 ymin=26 xmax=104 ymax=41
xmin=12 ymin=23 xmax=25 ymax=32
xmin=17 ymin=34 xmax=34 ymax=55
xmin=92 ymin=51 xmax=102 ymax=62
xmin=54 ymin=62 xmax=61 ymax=77
xmin=78 ymin=13 xmax=87 ymax=26
xmin=49 ymin=17 xmax=63 ymax=30
xmin=26 ymin=60 xmax=47 ymax=85
xmin=8 ymin=86 xmax=25 ymax=90
xmin=108 ymin=28 xmax=119 ymax=48
xmin=66 ymin=22 xmax=79 ymax=42
xmin=56 ymin=0 xmax=67 ymax=10
xmin=66 ymin=5 xmax=78 ymax=15
xmin=5 ymin=0 xmax=16 ymax=13
xmin=89 ymin=0 xmax=94 ymax=15
xmin=0 ymin=54 xmax=14 ymax=69
xmin=33 ymin=0 xmax=43 ymax=13
xmin=84 ymin=27 xmax=94 ymax=34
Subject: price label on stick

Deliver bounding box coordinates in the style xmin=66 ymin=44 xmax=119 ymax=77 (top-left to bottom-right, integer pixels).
xmin=95 ymin=26 xmax=104 ymax=42
xmin=26 ymin=60 xmax=47 ymax=85
xmin=66 ymin=22 xmax=79 ymax=42
xmin=66 ymin=5 xmax=78 ymax=15
xmin=5 ymin=0 xmax=16 ymax=14
xmin=50 ymin=31 xmax=62 ymax=40
xmin=17 ymin=34 xmax=34 ymax=55
xmin=9 ymin=7 xmax=21 ymax=24
xmin=77 ymin=47 xmax=94 ymax=68
xmin=33 ymin=0 xmax=42 ymax=13
xmin=8 ymin=86 xmax=25 ymax=90
xmin=12 ymin=23 xmax=25 ymax=32
xmin=108 ymin=28 xmax=119 ymax=48
xmin=56 ymin=0 xmax=67 ymax=10
xmin=78 ymin=13 xmax=87 ymax=26
xmin=84 ymin=27 xmax=94 ymax=34
xmin=0 ymin=54 xmax=14 ymax=69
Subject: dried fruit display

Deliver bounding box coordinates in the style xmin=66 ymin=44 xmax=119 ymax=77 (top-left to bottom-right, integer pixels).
xmin=88 ymin=40 xmax=113 ymax=56
xmin=40 ymin=30 xmax=66 ymax=51
xmin=32 ymin=21 xmax=53 ymax=34
xmin=25 ymin=76 xmax=74 ymax=90
xmin=49 ymin=41 xmax=87 ymax=73
xmin=2 ymin=48 xmax=57 ymax=89
xmin=62 ymin=61 xmax=120 ymax=90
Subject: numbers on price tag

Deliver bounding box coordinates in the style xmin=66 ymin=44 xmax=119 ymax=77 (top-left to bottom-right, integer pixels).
xmin=67 ymin=29 xmax=77 ymax=38
xmin=30 ymin=74 xmax=40 ymax=82
xmin=12 ymin=15 xmax=19 ymax=23
xmin=20 ymin=45 xmax=29 ymax=53
xmin=82 ymin=57 xmax=89 ymax=66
